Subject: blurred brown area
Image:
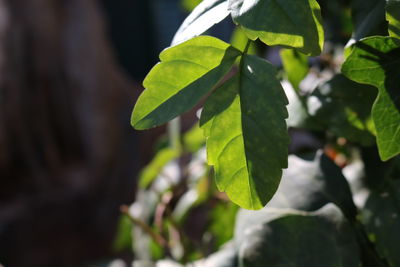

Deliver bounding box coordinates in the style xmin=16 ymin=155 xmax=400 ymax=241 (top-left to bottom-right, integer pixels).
xmin=0 ymin=0 xmax=163 ymax=266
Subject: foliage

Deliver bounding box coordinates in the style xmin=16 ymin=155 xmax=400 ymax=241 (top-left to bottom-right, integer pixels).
xmin=124 ymin=0 xmax=400 ymax=266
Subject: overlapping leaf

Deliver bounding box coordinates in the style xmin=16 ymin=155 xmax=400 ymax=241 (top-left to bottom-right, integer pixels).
xmin=228 ymin=0 xmax=324 ymax=55
xmin=310 ymin=74 xmax=377 ymax=145
xmin=200 ymin=55 xmax=289 ymax=210
xmin=342 ymin=37 xmax=400 ymax=160
xmin=235 ymin=204 xmax=360 ymax=267
xmin=131 ymin=36 xmax=240 ymax=130
xmin=172 ymin=0 xmax=230 ymax=45
xmin=387 ymin=0 xmax=400 ymax=39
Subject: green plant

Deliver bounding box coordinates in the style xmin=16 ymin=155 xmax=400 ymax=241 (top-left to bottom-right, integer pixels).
xmin=125 ymin=0 xmax=400 ymax=266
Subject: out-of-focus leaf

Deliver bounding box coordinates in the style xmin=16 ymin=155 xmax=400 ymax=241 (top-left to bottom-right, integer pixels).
xmin=183 ymin=123 xmax=205 ymax=153
xmin=235 ymin=204 xmax=360 ymax=267
xmin=229 ymin=0 xmax=324 ymax=55
xmin=200 ymin=55 xmax=289 ymax=210
xmin=209 ymin=202 xmax=239 ymax=248
xmin=139 ymin=148 xmax=180 ymax=189
xmin=267 ymin=151 xmax=358 ymax=220
xmin=132 ymin=36 xmax=240 ymax=130
xmin=361 ymin=181 xmax=400 ymax=267
xmin=310 ymin=74 xmax=377 ymax=145
xmin=386 ymin=0 xmax=400 ymax=38
xmin=280 ymin=48 xmax=309 ymax=91
xmin=173 ymin=0 xmax=230 ymax=45
xmin=342 ymin=36 xmax=400 ymax=160
xmin=112 ymin=215 xmax=133 ymax=252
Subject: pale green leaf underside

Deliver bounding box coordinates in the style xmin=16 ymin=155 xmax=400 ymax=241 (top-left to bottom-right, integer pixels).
xmin=172 ymin=0 xmax=230 ymax=45
xmin=228 ymin=0 xmax=324 ymax=56
xmin=342 ymin=36 xmax=400 ymax=161
xmin=387 ymin=0 xmax=400 ymax=39
xmin=131 ymin=36 xmax=240 ymax=130
xmin=200 ymin=55 xmax=289 ymax=210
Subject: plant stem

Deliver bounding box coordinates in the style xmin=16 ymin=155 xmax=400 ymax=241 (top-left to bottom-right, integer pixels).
xmin=168 ymin=117 xmax=181 ymax=151
xmin=120 ymin=205 xmax=168 ymax=248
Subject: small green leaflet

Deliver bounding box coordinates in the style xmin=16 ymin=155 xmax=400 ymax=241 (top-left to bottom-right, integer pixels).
xmin=387 ymin=0 xmax=400 ymax=39
xmin=228 ymin=0 xmax=324 ymax=56
xmin=200 ymin=55 xmax=289 ymax=210
xmin=131 ymin=36 xmax=240 ymax=130
xmin=342 ymin=36 xmax=400 ymax=161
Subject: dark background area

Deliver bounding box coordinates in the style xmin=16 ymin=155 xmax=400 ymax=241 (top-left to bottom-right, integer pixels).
xmin=0 ymin=0 xmax=187 ymax=266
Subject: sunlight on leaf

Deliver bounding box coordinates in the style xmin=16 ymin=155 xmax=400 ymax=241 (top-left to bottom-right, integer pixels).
xmin=200 ymin=55 xmax=289 ymax=210
xmin=131 ymin=36 xmax=240 ymax=130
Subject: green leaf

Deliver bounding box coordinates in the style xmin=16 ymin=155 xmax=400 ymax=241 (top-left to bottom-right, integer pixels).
xmin=387 ymin=0 xmax=400 ymax=38
xmin=235 ymin=204 xmax=360 ymax=267
xmin=112 ymin=215 xmax=133 ymax=252
xmin=280 ymin=48 xmax=309 ymax=91
xmin=361 ymin=181 xmax=400 ymax=267
xmin=132 ymin=36 xmax=240 ymax=130
xmin=209 ymin=202 xmax=239 ymax=248
xmin=139 ymin=147 xmax=180 ymax=188
xmin=200 ymin=55 xmax=289 ymax=210
xmin=173 ymin=0 xmax=230 ymax=45
xmin=230 ymin=27 xmax=258 ymax=54
xmin=229 ymin=0 xmax=324 ymax=55
xmin=342 ymin=36 xmax=400 ymax=160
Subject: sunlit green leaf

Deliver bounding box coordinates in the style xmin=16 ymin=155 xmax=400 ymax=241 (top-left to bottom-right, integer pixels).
xmin=229 ymin=0 xmax=324 ymax=55
xmin=342 ymin=36 xmax=400 ymax=160
xmin=200 ymin=55 xmax=289 ymax=210
xmin=387 ymin=0 xmax=400 ymax=38
xmin=173 ymin=0 xmax=230 ymax=45
xmin=132 ymin=36 xmax=240 ymax=130
xmin=230 ymin=27 xmax=258 ymax=54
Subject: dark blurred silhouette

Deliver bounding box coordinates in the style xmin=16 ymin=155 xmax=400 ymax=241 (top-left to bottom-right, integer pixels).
xmin=0 ymin=0 xmax=163 ymax=266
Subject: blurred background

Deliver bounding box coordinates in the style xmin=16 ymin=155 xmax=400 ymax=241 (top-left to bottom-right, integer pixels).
xmin=0 ymin=0 xmax=365 ymax=266
xmin=0 ymin=0 xmax=199 ymax=266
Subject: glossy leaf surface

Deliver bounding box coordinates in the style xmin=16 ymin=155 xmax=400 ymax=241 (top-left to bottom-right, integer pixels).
xmin=132 ymin=36 xmax=240 ymax=130
xmin=342 ymin=37 xmax=400 ymax=160
xmin=201 ymin=55 xmax=289 ymax=210
xmin=229 ymin=0 xmax=324 ymax=55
